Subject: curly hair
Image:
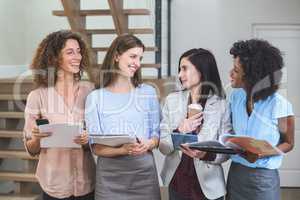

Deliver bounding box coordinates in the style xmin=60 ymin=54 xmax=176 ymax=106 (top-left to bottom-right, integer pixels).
xmin=95 ymin=34 xmax=145 ymax=89
xmin=230 ymin=39 xmax=283 ymax=102
xmin=30 ymin=30 xmax=90 ymax=88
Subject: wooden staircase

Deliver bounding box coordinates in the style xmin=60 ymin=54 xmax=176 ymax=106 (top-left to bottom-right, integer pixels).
xmin=52 ymin=0 xmax=162 ymax=81
xmin=0 ymin=79 xmax=40 ymax=200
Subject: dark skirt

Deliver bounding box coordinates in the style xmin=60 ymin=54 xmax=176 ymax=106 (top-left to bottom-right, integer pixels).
xmin=226 ymin=162 xmax=280 ymax=200
xmin=95 ymin=152 xmax=161 ymax=200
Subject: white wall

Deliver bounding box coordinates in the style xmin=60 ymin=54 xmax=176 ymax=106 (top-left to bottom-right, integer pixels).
xmin=0 ymin=1 xmax=26 ymax=65
xmin=24 ymin=0 xmax=69 ymax=64
xmin=0 ymin=0 xmax=69 ymax=77
xmin=171 ymin=0 xmax=300 ymax=88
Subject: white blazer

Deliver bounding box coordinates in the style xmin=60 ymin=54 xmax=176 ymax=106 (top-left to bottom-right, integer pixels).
xmin=159 ymin=90 xmax=232 ymax=200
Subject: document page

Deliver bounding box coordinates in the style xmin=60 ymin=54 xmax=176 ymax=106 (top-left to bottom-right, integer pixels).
xmin=39 ymin=123 xmax=82 ymax=148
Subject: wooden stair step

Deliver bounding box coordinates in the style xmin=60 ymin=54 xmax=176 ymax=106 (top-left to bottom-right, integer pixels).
xmin=0 ymin=112 xmax=24 ymax=119
xmin=0 ymin=130 xmax=23 ymax=138
xmin=96 ymin=63 xmax=161 ymax=69
xmin=86 ymin=28 xmax=153 ymax=35
xmin=53 ymin=9 xmax=150 ymax=16
xmin=92 ymin=46 xmax=158 ymax=52
xmin=123 ymin=9 xmax=151 ymax=15
xmin=0 ymin=94 xmax=27 ymax=101
xmin=0 ymin=77 xmax=33 ymax=84
xmin=0 ymin=149 xmax=38 ymax=160
xmin=0 ymin=172 xmax=37 ymax=182
xmin=0 ymin=194 xmax=40 ymax=200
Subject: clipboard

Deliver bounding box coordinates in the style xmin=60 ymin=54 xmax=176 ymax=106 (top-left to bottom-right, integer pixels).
xmin=89 ymin=134 xmax=136 ymax=147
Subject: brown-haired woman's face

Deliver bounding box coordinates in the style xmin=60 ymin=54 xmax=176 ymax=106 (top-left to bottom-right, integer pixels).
xmin=115 ymin=47 xmax=143 ymax=77
xmin=59 ymin=39 xmax=82 ymax=74
xmin=179 ymin=57 xmax=201 ymax=90
xmin=230 ymin=57 xmax=245 ymax=88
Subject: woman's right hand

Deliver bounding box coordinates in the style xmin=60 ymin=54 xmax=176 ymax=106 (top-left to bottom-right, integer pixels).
xmin=180 ymin=143 xmax=207 ymax=159
xmin=31 ymin=127 xmax=52 ymax=141
xmin=178 ymin=112 xmax=203 ymax=133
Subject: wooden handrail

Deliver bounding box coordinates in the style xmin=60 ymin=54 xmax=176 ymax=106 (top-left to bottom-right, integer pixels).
xmin=53 ymin=9 xmax=151 ymax=16
xmin=60 ymin=0 xmax=85 ymax=33
xmin=60 ymin=0 xmax=97 ymax=65
xmin=107 ymin=0 xmax=128 ymax=35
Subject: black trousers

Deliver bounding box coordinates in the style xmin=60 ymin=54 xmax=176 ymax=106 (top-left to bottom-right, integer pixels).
xmin=43 ymin=191 xmax=94 ymax=200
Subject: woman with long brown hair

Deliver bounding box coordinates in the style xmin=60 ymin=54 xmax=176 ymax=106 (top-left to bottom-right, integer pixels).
xmin=85 ymin=34 xmax=161 ymax=200
xmin=24 ymin=30 xmax=95 ymax=200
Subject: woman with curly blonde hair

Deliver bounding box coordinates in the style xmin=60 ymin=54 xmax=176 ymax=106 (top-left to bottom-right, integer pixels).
xmin=24 ymin=30 xmax=96 ymax=200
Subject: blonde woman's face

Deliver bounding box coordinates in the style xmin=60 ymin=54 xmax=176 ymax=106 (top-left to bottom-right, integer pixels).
xmin=115 ymin=47 xmax=144 ymax=77
xmin=59 ymin=39 xmax=82 ymax=74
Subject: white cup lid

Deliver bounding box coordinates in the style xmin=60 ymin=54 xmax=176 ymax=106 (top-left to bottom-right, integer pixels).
xmin=188 ymin=103 xmax=203 ymax=111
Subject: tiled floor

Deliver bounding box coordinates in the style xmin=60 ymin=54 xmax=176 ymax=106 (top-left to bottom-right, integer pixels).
xmin=160 ymin=187 xmax=300 ymax=200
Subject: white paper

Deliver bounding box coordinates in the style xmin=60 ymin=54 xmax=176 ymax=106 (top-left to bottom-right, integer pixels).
xmin=39 ymin=123 xmax=82 ymax=148
xmin=90 ymin=134 xmax=136 ymax=147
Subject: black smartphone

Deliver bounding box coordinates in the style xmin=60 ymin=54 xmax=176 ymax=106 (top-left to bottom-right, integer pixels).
xmin=36 ymin=119 xmax=49 ymax=126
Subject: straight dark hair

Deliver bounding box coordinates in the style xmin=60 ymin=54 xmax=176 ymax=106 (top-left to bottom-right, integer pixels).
xmin=178 ymin=48 xmax=225 ymax=107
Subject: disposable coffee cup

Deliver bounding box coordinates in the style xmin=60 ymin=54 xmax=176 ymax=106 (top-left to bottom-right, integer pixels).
xmin=188 ymin=103 xmax=203 ymax=118
xmin=188 ymin=104 xmax=203 ymax=133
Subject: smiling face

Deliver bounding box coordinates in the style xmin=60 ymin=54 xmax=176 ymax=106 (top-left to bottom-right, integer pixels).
xmin=178 ymin=57 xmax=201 ymax=90
xmin=115 ymin=47 xmax=144 ymax=77
xmin=230 ymin=56 xmax=245 ymax=88
xmin=59 ymin=39 xmax=82 ymax=74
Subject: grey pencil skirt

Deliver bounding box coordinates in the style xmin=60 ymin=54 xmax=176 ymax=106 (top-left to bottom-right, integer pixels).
xmin=95 ymin=152 xmax=161 ymax=200
xmin=226 ymin=162 xmax=280 ymax=200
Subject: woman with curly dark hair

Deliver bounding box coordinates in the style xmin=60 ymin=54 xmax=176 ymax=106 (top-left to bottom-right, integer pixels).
xmin=226 ymin=39 xmax=295 ymax=200
xmin=23 ymin=30 xmax=95 ymax=200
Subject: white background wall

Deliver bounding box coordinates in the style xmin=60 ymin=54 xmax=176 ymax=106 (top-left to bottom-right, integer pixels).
xmin=171 ymin=0 xmax=300 ymax=87
xmin=0 ymin=0 xmax=26 ymax=65
xmin=0 ymin=0 xmax=69 ymax=77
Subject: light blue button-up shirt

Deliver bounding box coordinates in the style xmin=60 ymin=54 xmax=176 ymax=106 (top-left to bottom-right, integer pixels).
xmin=85 ymin=84 xmax=160 ymax=143
xmin=230 ymin=88 xmax=293 ymax=169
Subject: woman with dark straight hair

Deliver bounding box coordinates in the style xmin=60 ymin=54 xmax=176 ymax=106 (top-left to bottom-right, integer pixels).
xmin=159 ymin=48 xmax=231 ymax=200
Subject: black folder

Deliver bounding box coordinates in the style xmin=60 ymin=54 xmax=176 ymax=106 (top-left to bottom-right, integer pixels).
xmin=186 ymin=141 xmax=239 ymax=155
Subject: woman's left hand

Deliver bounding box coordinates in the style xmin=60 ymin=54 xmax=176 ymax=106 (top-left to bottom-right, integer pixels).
xmin=239 ymin=150 xmax=259 ymax=163
xmin=74 ymin=130 xmax=89 ymax=145
xmin=180 ymin=143 xmax=207 ymax=159
xmin=131 ymin=140 xmax=152 ymax=156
